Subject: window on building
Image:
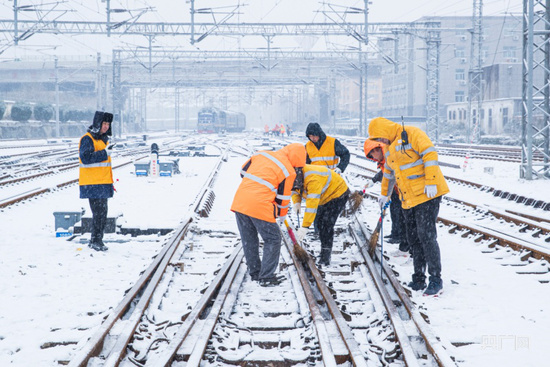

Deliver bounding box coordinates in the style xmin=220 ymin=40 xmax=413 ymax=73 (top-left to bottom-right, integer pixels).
xmin=453 ymin=111 xmax=457 ymax=120
xmin=455 ymin=47 xmax=466 ymax=58
xmin=455 ymin=91 xmax=465 ymax=102
xmin=503 ymin=107 xmax=509 ymax=126
xmin=488 ymin=109 xmax=493 ymax=130
xmin=503 ymin=46 xmax=517 ymax=58
xmin=455 ymin=69 xmax=466 ymax=80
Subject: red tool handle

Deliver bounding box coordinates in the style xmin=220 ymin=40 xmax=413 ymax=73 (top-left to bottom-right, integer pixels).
xmin=283 ymin=219 xmax=298 ymax=245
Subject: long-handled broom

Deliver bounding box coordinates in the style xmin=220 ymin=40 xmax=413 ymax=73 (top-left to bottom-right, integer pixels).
xmin=283 ymin=219 xmax=309 ymax=262
xmin=368 ymin=199 xmax=391 ymax=256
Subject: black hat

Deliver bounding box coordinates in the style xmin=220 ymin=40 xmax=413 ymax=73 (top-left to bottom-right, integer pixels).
xmin=104 ymin=112 xmax=113 ymax=123
xmin=89 ymin=111 xmax=113 ymax=136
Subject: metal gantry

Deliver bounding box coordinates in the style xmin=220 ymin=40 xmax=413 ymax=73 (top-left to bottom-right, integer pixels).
xmin=424 ymin=22 xmax=441 ymax=143
xmin=521 ymin=0 xmax=550 ymax=180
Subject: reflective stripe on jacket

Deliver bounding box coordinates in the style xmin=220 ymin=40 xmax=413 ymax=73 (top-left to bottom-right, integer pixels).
xmin=231 ymin=144 xmax=306 ymax=222
xmin=79 ymin=132 xmax=113 ymax=186
xmin=291 ymin=165 xmax=348 ymax=228
xmin=306 ymin=135 xmax=339 ymax=169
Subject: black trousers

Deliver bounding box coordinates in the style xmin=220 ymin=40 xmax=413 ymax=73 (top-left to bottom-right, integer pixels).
xmin=389 ymin=190 xmax=410 ymax=252
xmin=402 ymin=196 xmax=442 ymax=283
xmin=314 ymin=190 xmax=349 ymax=263
xmin=89 ymin=198 xmax=108 ymax=243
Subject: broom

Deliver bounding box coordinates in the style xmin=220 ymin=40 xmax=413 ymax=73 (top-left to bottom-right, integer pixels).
xmin=368 ymin=199 xmax=391 ymax=256
xmin=347 ymin=189 xmax=366 ymax=215
xmin=284 ymin=219 xmax=310 ymax=262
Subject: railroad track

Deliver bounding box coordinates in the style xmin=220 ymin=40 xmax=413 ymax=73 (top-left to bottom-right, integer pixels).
xmin=64 ymin=141 xmax=457 ymax=366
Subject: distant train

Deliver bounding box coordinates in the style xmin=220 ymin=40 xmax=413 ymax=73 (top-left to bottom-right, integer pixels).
xmin=197 ymin=107 xmax=246 ymax=133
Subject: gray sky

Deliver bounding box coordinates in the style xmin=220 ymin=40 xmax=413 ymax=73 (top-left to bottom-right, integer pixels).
xmin=0 ymin=0 xmax=523 ymax=59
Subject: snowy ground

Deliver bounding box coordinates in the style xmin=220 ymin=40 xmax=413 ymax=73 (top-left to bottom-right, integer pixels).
xmin=0 ymin=134 xmax=549 ymax=366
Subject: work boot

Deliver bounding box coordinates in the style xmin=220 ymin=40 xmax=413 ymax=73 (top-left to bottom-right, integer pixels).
xmin=319 ymin=248 xmax=331 ymax=266
xmin=259 ymin=276 xmax=284 ymax=287
xmin=423 ymin=278 xmax=443 ymax=296
xmin=88 ymin=241 xmax=108 ymax=252
xmin=408 ymin=273 xmax=426 ymax=291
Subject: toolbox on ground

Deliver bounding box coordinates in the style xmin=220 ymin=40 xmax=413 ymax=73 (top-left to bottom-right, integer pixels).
xmin=53 ymin=211 xmax=83 ymax=237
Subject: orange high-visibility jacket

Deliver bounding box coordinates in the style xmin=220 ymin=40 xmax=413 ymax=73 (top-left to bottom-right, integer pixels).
xmin=291 ymin=165 xmax=348 ymax=228
xmin=305 ymin=135 xmax=339 ymax=169
xmin=368 ymin=117 xmax=449 ymax=209
xmin=231 ymin=143 xmax=306 ymax=222
xmin=79 ymin=132 xmax=113 ymax=186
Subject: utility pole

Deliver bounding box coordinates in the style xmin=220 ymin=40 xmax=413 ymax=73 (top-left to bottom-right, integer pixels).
xmin=467 ymin=0 xmax=483 ymax=144
xmin=361 ymin=0 xmax=370 ymax=137
xmin=55 ymin=57 xmax=60 ymax=138
xmin=190 ymin=0 xmax=196 ymax=44
xmin=96 ymin=53 xmax=102 ymax=110
xmin=13 ymin=0 xmax=18 ymax=45
xmin=106 ymin=0 xmax=111 ymax=37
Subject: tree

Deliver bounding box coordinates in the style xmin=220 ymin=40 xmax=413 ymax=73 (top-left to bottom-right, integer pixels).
xmin=11 ymin=102 xmax=32 ymax=122
xmin=33 ymin=103 xmax=54 ymax=122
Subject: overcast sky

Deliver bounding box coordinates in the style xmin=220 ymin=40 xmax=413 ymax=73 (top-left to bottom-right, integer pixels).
xmin=0 ymin=0 xmax=523 ymax=59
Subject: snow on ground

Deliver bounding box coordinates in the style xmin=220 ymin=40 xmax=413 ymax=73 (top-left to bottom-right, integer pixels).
xmin=1 ymin=135 xmax=549 ymax=366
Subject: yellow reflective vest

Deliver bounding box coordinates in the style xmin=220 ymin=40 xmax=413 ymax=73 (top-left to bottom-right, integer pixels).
xmin=291 ymin=165 xmax=348 ymax=228
xmin=306 ymin=136 xmax=339 ymax=169
xmin=79 ymin=132 xmax=113 ymax=186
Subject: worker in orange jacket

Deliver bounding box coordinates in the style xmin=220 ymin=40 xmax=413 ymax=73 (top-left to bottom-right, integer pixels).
xmin=231 ymin=143 xmax=306 ymax=287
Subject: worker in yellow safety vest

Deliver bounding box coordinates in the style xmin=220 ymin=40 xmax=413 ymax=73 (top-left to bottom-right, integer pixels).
xmin=305 ymin=123 xmax=350 ymax=174
xmin=79 ymin=111 xmax=115 ymax=252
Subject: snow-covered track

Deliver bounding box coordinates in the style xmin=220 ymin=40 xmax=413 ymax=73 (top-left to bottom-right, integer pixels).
xmin=348 ymin=219 xmax=457 ymax=367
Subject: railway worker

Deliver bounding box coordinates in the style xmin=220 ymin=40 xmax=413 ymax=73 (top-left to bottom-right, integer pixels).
xmin=231 ymin=143 xmax=306 ymax=287
xmin=367 ymin=117 xmax=449 ymax=296
xmin=305 ymin=122 xmax=350 ymax=175
xmin=264 ymin=124 xmax=270 ymax=135
xmin=79 ymin=111 xmax=115 ymax=252
xmin=363 ymin=139 xmax=410 ymax=255
xmin=292 ymin=164 xmax=350 ymax=266
xmin=279 ymin=124 xmax=286 ymax=138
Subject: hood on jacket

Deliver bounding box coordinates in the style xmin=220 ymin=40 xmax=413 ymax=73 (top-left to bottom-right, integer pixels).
xmin=367 ymin=117 xmax=400 ymax=143
xmin=363 ymin=139 xmax=386 ymax=162
xmin=88 ymin=111 xmax=113 ymax=137
xmin=305 ymin=122 xmax=327 ymax=147
xmin=280 ymin=143 xmax=306 ymax=168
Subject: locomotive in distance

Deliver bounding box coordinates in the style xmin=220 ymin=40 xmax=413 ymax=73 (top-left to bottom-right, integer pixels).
xmin=197 ymin=107 xmax=246 ymax=133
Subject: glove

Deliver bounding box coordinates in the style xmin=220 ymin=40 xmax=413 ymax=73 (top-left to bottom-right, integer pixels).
xmin=105 ymin=148 xmax=112 ymax=157
xmin=378 ymin=195 xmax=389 ymax=208
xmin=296 ymin=227 xmax=309 ymax=242
xmin=293 ymin=203 xmax=301 ymax=215
xmin=333 ymin=167 xmax=342 ymax=175
xmin=364 ymin=180 xmax=375 ymax=190
xmin=277 ymin=216 xmax=286 ymax=224
xmin=424 ymin=185 xmax=437 ymax=199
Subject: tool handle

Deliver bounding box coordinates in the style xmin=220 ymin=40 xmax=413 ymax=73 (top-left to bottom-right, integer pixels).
xmin=284 ymin=219 xmax=298 ymax=245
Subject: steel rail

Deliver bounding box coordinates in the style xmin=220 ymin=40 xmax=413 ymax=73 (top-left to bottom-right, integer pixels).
xmin=145 ymin=247 xmax=243 ymax=366
xmin=281 ymin=232 xmax=339 ymax=366
xmin=181 ymin=251 xmax=246 ymax=366
xmin=349 ymin=220 xmax=458 ymax=367
xmin=67 ymin=217 xmax=193 ymax=367
xmin=302 ymin=252 xmax=369 ymax=367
